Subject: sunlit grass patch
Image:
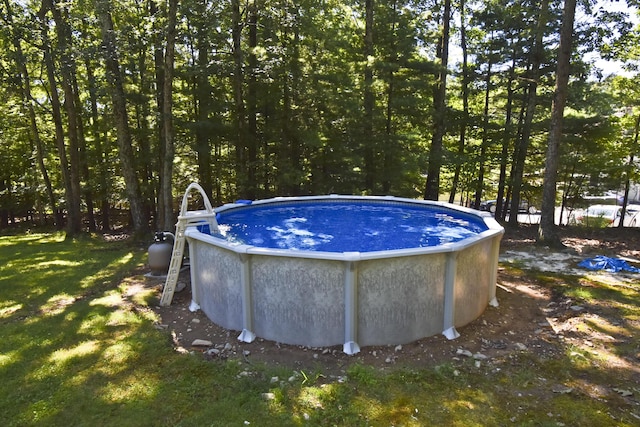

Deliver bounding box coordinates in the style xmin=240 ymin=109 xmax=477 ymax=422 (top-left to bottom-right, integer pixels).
xmin=100 ymin=371 xmax=160 ymax=403
xmin=40 ymin=293 xmax=76 ymax=316
xmin=0 ymin=301 xmax=23 ymax=318
xmin=0 ymin=350 xmax=20 ymax=368
xmin=48 ymin=340 xmax=100 ymax=366
xmin=91 ymin=291 xmax=124 ymax=308
xmin=78 ymin=252 xmax=135 ymax=290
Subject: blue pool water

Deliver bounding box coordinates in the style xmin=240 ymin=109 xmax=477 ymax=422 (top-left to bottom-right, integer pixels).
xmin=211 ymin=200 xmax=488 ymax=253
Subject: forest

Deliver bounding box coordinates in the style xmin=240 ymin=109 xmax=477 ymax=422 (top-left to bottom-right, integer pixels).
xmin=0 ymin=0 xmax=639 ymax=239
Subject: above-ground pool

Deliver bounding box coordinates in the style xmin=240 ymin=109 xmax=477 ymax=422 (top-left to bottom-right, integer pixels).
xmin=183 ymin=191 xmax=504 ymax=355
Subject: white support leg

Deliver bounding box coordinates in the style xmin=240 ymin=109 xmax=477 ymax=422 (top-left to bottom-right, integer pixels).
xmin=442 ymin=251 xmax=460 ymax=340
xmin=343 ymin=258 xmax=360 ymax=355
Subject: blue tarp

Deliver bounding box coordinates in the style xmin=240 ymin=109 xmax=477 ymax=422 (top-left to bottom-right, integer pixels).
xmin=578 ymin=255 xmax=640 ymax=273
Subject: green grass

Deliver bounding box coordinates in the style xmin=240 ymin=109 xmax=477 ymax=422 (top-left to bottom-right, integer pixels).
xmin=1 ymin=232 xmax=639 ymax=426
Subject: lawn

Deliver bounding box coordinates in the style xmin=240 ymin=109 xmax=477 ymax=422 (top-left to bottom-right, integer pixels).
xmin=0 ymin=230 xmax=638 ymax=426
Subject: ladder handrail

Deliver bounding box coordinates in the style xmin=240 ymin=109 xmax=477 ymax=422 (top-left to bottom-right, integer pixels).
xmin=160 ymin=182 xmax=218 ymax=306
xmin=180 ymin=182 xmax=215 ymax=217
xmin=178 ymin=182 xmax=219 ymax=233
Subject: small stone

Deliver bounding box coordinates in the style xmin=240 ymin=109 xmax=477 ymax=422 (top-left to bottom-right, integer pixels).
xmin=570 ymin=305 xmax=584 ymax=312
xmin=473 ymin=352 xmax=488 ymax=360
xmin=205 ymin=348 xmax=221 ymax=356
xmin=191 ymin=339 xmax=213 ymax=347
xmin=191 ymin=318 xmax=201 ymax=323
xmin=243 ymin=350 xmax=251 ymax=356
xmin=474 ymin=360 xmax=481 ymax=368
xmin=322 ymin=348 xmax=330 ymax=355
xmin=224 ymin=343 xmax=233 ymax=351
xmin=313 ymin=353 xmax=319 ymax=359
xmin=395 ymin=344 xmax=403 ymax=352
xmin=551 ymin=385 xmax=573 ymax=394
xmin=288 ymin=376 xmax=297 ymax=382
xmin=385 ymin=357 xmax=393 ymax=363
xmin=515 ymin=343 xmax=527 ymax=351
xmin=303 ymin=413 xmax=310 ymax=420
xmin=261 ymin=392 xmax=275 ymax=400
xmin=456 ymin=349 xmax=473 ymax=357
xmin=613 ymin=388 xmax=633 ymax=397
xmin=270 ymin=376 xmax=279 ymax=383
xmin=372 ymin=351 xmax=377 ymax=357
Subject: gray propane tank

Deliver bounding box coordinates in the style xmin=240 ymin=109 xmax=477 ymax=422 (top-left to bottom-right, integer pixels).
xmin=147 ymin=232 xmax=175 ymax=276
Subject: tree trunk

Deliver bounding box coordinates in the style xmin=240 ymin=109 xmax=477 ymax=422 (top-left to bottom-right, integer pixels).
xmin=424 ymin=0 xmax=451 ymax=200
xmin=449 ymin=0 xmax=468 ymax=204
xmin=509 ymin=0 xmax=548 ymax=226
xmin=194 ymin=35 xmax=213 ymax=199
xmin=133 ymin=41 xmax=155 ymax=230
xmin=496 ymin=50 xmax=517 ymax=220
xmin=278 ymin=4 xmax=304 ymax=196
xmin=6 ymin=0 xmax=60 ymax=228
xmin=618 ymin=115 xmax=639 ymax=227
xmin=71 ymin=70 xmax=96 ymax=231
xmin=39 ymin=7 xmax=76 ymax=234
xmin=231 ymin=0 xmax=247 ymax=198
xmin=85 ymin=57 xmax=111 ymax=231
xmin=363 ymin=0 xmax=375 ymax=192
xmin=538 ymin=0 xmax=577 ymax=246
xmin=473 ymin=59 xmax=493 ymax=209
xmin=46 ymin=0 xmax=84 ymax=236
xmin=151 ymin=0 xmax=164 ymax=228
xmin=246 ymin=1 xmax=258 ymax=199
xmin=158 ymin=0 xmax=178 ymax=231
xmin=95 ymin=0 xmax=149 ymax=238
xmin=382 ymin=0 xmax=398 ymax=195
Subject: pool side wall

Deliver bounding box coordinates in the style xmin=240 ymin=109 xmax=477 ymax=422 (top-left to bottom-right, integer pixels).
xmin=187 ymin=221 xmax=503 ymax=350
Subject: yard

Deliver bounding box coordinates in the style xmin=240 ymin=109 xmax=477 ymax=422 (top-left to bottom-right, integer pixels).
xmin=0 ymin=226 xmax=639 ymax=426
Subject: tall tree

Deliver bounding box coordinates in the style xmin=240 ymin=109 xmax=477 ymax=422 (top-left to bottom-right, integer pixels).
xmin=424 ymin=0 xmax=451 ymax=200
xmin=495 ymin=47 xmax=518 ymax=220
xmin=158 ymin=0 xmax=178 ymax=231
xmin=3 ymin=0 xmax=60 ymax=227
xmin=231 ymin=0 xmax=248 ymax=198
xmin=38 ymin=4 xmax=79 ymax=235
xmin=363 ymin=0 xmax=375 ymax=192
xmin=449 ymin=0 xmax=469 ymax=204
xmin=95 ymin=0 xmax=149 ymax=237
xmin=85 ymin=56 xmax=111 ymax=231
xmin=45 ymin=0 xmax=85 ymax=235
xmin=245 ymin=0 xmax=258 ymax=199
xmin=508 ymin=0 xmax=549 ymax=226
xmin=538 ymin=0 xmax=577 ymax=245
xmin=473 ymin=56 xmax=493 ymax=209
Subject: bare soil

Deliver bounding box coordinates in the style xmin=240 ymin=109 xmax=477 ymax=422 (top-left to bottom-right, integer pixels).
xmin=141 ymin=225 xmax=640 ymax=378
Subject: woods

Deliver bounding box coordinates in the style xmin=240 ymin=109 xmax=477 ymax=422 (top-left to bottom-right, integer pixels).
xmin=0 ymin=0 xmax=639 ymax=237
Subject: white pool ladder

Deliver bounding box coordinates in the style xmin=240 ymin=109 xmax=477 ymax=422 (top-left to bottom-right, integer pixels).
xmin=159 ymin=183 xmax=219 ymax=306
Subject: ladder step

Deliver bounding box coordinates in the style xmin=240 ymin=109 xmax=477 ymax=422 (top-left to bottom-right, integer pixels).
xmin=160 ymin=220 xmax=188 ymax=306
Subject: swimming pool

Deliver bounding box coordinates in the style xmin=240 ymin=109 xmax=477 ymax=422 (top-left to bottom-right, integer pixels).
xmin=185 ymin=194 xmax=504 ymax=354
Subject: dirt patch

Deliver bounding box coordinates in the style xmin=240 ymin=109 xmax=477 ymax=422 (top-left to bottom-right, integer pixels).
xmin=135 ymin=225 xmax=640 ymax=378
